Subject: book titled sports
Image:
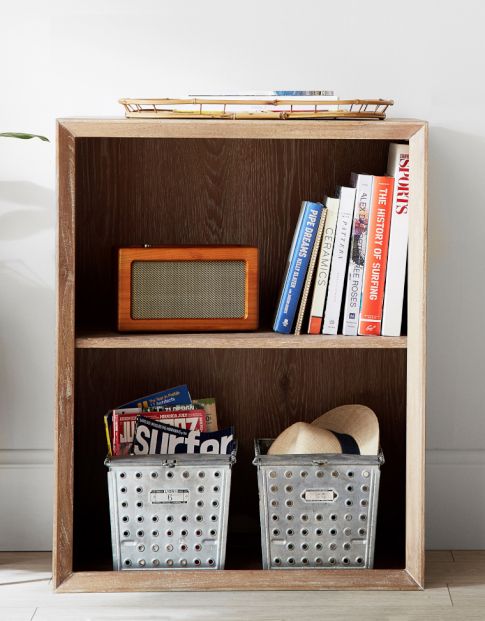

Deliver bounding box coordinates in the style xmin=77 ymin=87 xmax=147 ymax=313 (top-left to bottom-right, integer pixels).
xmin=307 ymin=197 xmax=340 ymax=333
xmin=322 ymin=186 xmax=356 ymax=334
xmin=358 ymin=176 xmax=395 ymax=335
xmin=342 ymin=174 xmax=373 ymax=336
xmin=273 ymin=201 xmax=324 ymax=333
xmin=382 ymin=144 xmax=410 ymax=336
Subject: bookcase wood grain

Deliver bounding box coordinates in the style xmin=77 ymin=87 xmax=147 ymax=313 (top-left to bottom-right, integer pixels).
xmin=55 ymin=118 xmax=427 ymax=592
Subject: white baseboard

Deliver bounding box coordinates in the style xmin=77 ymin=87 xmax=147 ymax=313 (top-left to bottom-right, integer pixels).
xmin=0 ymin=449 xmax=53 ymax=466
xmin=0 ymin=451 xmax=53 ymax=551
xmin=426 ymin=449 xmax=485 ymax=549
xmin=0 ymin=449 xmax=484 ymax=550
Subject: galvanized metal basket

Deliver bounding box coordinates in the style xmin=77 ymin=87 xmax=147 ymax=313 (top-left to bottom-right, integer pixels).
xmin=253 ymin=439 xmax=383 ymax=569
xmin=106 ymin=449 xmax=236 ymax=570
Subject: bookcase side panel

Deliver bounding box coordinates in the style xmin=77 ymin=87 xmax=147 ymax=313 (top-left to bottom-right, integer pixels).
xmin=406 ymin=125 xmax=428 ymax=587
xmin=54 ymin=123 xmax=76 ymax=587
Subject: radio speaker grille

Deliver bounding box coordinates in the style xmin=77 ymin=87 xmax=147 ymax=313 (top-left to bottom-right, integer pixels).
xmin=131 ymin=260 xmax=246 ymax=320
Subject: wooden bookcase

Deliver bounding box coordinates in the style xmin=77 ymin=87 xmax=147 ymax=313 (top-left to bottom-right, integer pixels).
xmin=55 ymin=118 xmax=427 ymax=592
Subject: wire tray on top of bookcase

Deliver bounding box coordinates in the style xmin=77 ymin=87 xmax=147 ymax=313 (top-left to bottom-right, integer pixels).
xmin=119 ymin=98 xmax=394 ymax=120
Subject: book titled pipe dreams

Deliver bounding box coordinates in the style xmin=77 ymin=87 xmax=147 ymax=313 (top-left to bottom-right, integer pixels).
xmin=273 ymin=201 xmax=324 ymax=333
xmin=132 ymin=415 xmax=235 ymax=455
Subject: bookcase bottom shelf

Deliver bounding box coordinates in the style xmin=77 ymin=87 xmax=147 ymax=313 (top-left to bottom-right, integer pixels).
xmin=57 ymin=568 xmax=419 ymax=592
xmin=71 ymin=347 xmax=407 ymax=589
xmin=62 ymin=533 xmax=413 ymax=591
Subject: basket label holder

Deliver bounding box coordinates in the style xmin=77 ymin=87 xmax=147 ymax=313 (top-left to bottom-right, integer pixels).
xmin=150 ymin=489 xmax=189 ymax=504
xmin=302 ymin=489 xmax=337 ymax=502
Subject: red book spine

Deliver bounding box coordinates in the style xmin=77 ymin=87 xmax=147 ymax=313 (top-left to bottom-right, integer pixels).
xmin=358 ymin=176 xmax=395 ymax=335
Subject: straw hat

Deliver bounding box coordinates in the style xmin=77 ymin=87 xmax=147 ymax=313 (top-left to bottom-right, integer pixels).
xmin=268 ymin=404 xmax=379 ymax=456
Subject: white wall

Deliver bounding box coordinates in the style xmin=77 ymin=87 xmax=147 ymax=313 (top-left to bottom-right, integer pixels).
xmin=0 ymin=0 xmax=484 ymax=550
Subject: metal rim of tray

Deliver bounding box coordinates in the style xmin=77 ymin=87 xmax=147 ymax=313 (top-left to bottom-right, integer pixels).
xmin=119 ymin=98 xmax=394 ymax=121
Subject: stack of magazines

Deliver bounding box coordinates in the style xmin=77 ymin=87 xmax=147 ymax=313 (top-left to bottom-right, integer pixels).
xmin=104 ymin=385 xmax=235 ymax=456
xmin=273 ymin=142 xmax=409 ymax=337
xmin=183 ymin=90 xmax=336 ymax=113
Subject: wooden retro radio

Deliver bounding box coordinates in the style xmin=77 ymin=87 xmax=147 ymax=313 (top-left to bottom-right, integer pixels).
xmin=118 ymin=246 xmax=259 ymax=332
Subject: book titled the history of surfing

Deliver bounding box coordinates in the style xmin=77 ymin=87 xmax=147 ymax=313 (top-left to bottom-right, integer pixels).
xmin=273 ymin=201 xmax=324 ymax=334
xmin=112 ymin=408 xmax=207 ymax=456
xmin=382 ymin=143 xmax=410 ymax=336
xmin=358 ymin=176 xmax=395 ymax=335
xmin=342 ymin=174 xmax=374 ymax=336
xmin=117 ymin=385 xmax=192 ymax=410
xmin=322 ymin=186 xmax=356 ymax=334
xmin=132 ymin=416 xmax=235 ymax=455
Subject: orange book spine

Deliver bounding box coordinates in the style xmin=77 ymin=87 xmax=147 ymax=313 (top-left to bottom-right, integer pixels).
xmin=358 ymin=176 xmax=395 ymax=335
xmin=308 ymin=316 xmax=322 ymax=334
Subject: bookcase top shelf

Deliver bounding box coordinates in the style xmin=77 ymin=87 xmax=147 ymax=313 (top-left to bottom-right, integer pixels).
xmin=58 ymin=118 xmax=427 ymax=140
xmin=75 ymin=331 xmax=407 ymax=350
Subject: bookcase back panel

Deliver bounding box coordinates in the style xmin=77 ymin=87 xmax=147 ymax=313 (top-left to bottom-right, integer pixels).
xmin=73 ymin=347 xmax=406 ymax=571
xmin=74 ymin=138 xmax=390 ymax=331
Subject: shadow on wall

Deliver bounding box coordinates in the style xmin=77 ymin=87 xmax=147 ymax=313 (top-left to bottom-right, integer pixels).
xmin=426 ymin=127 xmax=485 ymax=548
xmin=0 ymin=181 xmax=54 ymax=239
xmin=427 ymin=128 xmax=485 ymax=445
xmin=0 ymin=181 xmax=55 ymax=448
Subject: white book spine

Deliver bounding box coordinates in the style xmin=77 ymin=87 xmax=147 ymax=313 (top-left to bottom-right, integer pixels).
xmin=342 ymin=174 xmax=374 ymax=336
xmin=382 ymin=144 xmax=410 ymax=336
xmin=322 ymin=186 xmax=356 ymax=335
xmin=307 ymin=197 xmax=340 ymax=333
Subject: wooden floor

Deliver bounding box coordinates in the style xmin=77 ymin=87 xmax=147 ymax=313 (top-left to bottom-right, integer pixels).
xmin=1 ymin=552 xmax=485 ymax=620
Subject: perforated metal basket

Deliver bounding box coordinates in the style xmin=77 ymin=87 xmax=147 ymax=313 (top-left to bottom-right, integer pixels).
xmin=253 ymin=439 xmax=383 ymax=569
xmin=106 ymin=449 xmax=236 ymax=570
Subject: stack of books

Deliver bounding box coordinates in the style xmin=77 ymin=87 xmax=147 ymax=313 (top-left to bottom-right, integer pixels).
xmin=273 ymin=143 xmax=409 ymax=337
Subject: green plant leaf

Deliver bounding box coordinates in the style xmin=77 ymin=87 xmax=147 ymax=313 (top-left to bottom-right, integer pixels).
xmin=0 ymin=132 xmax=49 ymax=142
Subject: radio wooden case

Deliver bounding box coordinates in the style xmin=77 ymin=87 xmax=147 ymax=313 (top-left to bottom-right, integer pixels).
xmin=118 ymin=246 xmax=259 ymax=332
